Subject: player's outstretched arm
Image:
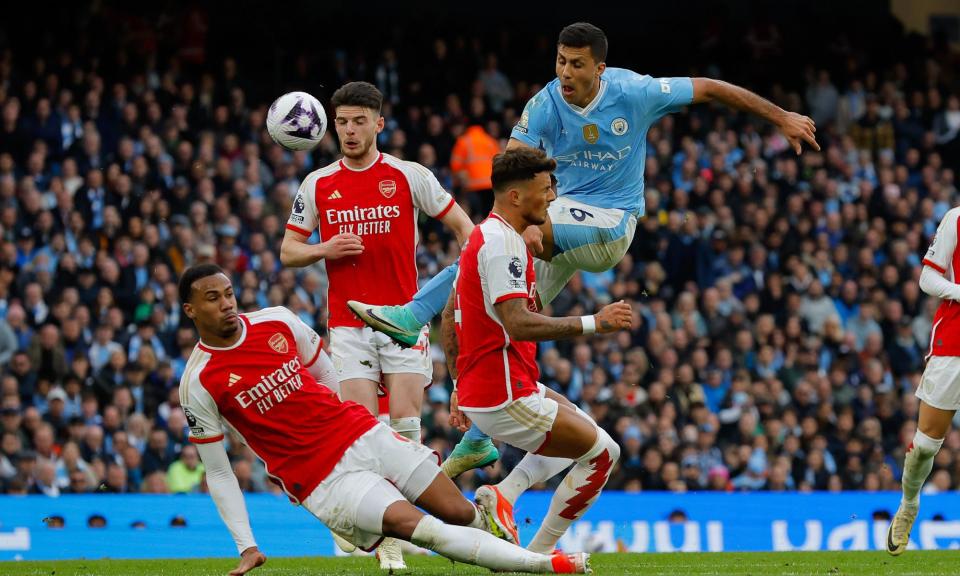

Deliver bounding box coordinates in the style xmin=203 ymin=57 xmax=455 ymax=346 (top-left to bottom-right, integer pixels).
xmin=280 ymin=228 xmax=363 ymax=267
xmin=494 ymin=298 xmax=632 ymax=342
xmin=691 ymin=78 xmax=820 ymax=155
xmin=195 ymin=441 xmax=262 ymax=570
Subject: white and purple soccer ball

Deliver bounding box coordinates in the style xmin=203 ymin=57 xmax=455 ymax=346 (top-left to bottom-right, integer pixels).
xmin=266 ymin=91 xmax=327 ymax=151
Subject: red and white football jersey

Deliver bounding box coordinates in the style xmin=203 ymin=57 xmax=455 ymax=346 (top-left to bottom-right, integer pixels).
xmin=179 ymin=307 xmax=377 ymax=503
xmin=924 ymin=206 xmax=960 ymax=357
xmin=454 ymin=213 xmax=539 ymax=411
xmin=286 ymin=153 xmax=455 ymax=328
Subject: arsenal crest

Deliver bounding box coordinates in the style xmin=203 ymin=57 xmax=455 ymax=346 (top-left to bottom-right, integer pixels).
xmin=582 ymin=124 xmax=600 ymax=144
xmin=268 ymin=333 xmax=289 ymax=354
xmin=379 ymin=180 xmax=397 ymax=199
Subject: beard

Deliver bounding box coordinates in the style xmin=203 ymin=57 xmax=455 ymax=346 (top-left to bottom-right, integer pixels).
xmin=217 ymin=316 xmax=240 ymax=338
xmin=340 ymin=138 xmax=373 ymax=159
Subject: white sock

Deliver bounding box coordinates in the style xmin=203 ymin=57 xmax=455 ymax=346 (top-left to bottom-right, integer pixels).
xmin=498 ymin=454 xmax=572 ymax=505
xmin=411 ymin=514 xmax=553 ymax=573
xmin=901 ymin=429 xmax=943 ymax=505
xmin=527 ymin=428 xmax=620 ymax=554
xmin=467 ymin=502 xmax=488 ymax=530
xmin=391 ymin=417 xmax=422 ymax=443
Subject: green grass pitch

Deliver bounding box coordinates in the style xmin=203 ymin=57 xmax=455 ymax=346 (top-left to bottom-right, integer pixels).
xmin=0 ymin=551 xmax=956 ymax=575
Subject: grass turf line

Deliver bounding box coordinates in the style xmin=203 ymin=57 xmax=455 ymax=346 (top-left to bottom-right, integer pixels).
xmin=0 ymin=551 xmax=955 ymax=575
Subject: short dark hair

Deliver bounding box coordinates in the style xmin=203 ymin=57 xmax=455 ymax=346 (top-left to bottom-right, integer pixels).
xmin=491 ymin=148 xmax=557 ymax=193
xmin=330 ymin=81 xmax=383 ymax=114
xmin=178 ymin=264 xmax=226 ymax=305
xmin=558 ymin=22 xmax=608 ymax=62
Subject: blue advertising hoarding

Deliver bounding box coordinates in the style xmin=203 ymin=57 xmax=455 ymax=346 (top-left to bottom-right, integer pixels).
xmin=1 ymin=492 xmax=959 ymax=560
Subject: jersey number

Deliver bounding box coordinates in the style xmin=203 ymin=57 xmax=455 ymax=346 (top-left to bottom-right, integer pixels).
xmin=569 ymin=208 xmax=594 ymax=222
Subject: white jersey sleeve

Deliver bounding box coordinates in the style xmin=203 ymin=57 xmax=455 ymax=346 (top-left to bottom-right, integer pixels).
xmin=395 ymin=158 xmax=455 ymax=218
xmin=924 ymin=207 xmax=960 ymax=275
xmin=245 ymin=306 xmax=325 ymax=367
xmin=286 ymin=171 xmax=322 ymax=236
xmin=179 ymin=349 xmax=226 ymax=444
xmin=479 ymin=223 xmax=530 ymax=305
xmin=279 ymin=308 xmax=324 ymax=367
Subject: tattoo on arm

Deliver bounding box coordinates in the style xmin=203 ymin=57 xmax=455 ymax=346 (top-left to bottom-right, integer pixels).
xmin=495 ymin=297 xmax=583 ymax=341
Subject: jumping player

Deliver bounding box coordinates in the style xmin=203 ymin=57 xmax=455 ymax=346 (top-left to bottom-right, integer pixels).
xmin=177 ymin=264 xmax=590 ymax=575
xmin=279 ymin=81 xmax=475 ymax=568
xmin=887 ymin=207 xmax=960 ymax=555
xmin=350 ymin=22 xmax=820 ymax=476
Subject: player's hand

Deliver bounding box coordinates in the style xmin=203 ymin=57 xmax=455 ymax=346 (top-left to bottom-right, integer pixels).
xmin=522 ymin=226 xmax=544 ymax=256
xmin=320 ymin=233 xmax=364 ymax=260
xmin=593 ymin=300 xmax=633 ymax=334
xmin=777 ymin=111 xmax=820 ymax=155
xmin=229 ymin=546 xmax=266 ymax=576
xmin=448 ymin=391 xmax=471 ymax=432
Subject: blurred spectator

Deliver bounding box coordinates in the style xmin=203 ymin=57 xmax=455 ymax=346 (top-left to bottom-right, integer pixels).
xmin=166 ymin=444 xmax=204 ymax=493
xmin=0 ymin=4 xmax=958 ymax=499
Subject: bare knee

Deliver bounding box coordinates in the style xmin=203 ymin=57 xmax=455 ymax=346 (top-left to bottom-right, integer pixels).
xmin=380 ymin=503 xmax=424 ymax=541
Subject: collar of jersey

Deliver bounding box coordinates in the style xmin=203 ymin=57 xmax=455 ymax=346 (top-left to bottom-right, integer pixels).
xmin=556 ymin=77 xmax=607 ymax=117
xmin=198 ymin=315 xmax=248 ymax=352
xmin=340 ymin=152 xmax=382 ymax=172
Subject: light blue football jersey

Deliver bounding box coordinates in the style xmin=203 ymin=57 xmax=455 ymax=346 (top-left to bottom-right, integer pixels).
xmin=511 ymin=68 xmax=693 ymax=216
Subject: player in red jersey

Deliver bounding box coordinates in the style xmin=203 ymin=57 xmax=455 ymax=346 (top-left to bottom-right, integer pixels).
xmin=444 ymin=148 xmax=631 ymax=553
xmin=279 ymin=82 xmax=475 ymax=568
xmin=177 ymin=264 xmax=591 ymax=575
xmin=888 ymin=206 xmax=960 ymax=555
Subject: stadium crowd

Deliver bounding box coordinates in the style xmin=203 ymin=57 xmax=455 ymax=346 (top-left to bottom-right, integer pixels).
xmin=2 ymin=6 xmax=960 ymax=501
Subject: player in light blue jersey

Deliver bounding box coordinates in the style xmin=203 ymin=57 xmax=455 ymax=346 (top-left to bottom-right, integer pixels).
xmin=349 ymin=22 xmax=819 ymax=478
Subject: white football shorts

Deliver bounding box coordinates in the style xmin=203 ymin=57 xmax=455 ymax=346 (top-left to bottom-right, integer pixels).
xmin=329 ymin=325 xmax=432 ymax=384
xmin=462 ymin=383 xmax=560 ymax=453
xmin=917 ymin=356 xmax=960 ymax=411
xmin=301 ymin=423 xmax=440 ymax=551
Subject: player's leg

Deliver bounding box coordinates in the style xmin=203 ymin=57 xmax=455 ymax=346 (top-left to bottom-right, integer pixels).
xmin=330 ymin=327 xmax=382 ymax=414
xmin=888 ymin=357 xmax=958 ymax=555
xmin=464 ymin=384 xmax=618 ymax=552
xmin=380 ymin=497 xmax=589 ymax=573
xmin=348 ymin=260 xmax=460 ymax=347
xmin=381 ymin=329 xmax=433 ymax=443
xmin=535 ymin=196 xmax=637 ymax=306
xmin=365 ymin=421 xmax=490 ymax=531
xmin=440 ymin=423 xmax=500 ymax=478
xmin=525 ymin=393 xmax=620 ymax=554
xmin=384 ymin=372 xmax=426 ymax=443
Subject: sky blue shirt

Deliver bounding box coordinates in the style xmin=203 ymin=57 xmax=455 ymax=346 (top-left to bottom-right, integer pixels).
xmin=511 ymin=68 xmax=693 ymax=216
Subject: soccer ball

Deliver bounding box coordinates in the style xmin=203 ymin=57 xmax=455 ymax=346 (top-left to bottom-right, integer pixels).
xmin=266 ymin=91 xmax=327 ymax=151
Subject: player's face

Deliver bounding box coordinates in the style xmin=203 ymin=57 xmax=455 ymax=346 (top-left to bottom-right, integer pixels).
xmin=556 ymin=44 xmax=606 ymax=107
xmin=334 ymin=106 xmax=384 ymax=160
xmin=184 ymin=273 xmax=240 ymax=338
xmin=517 ymin=172 xmax=556 ymax=226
